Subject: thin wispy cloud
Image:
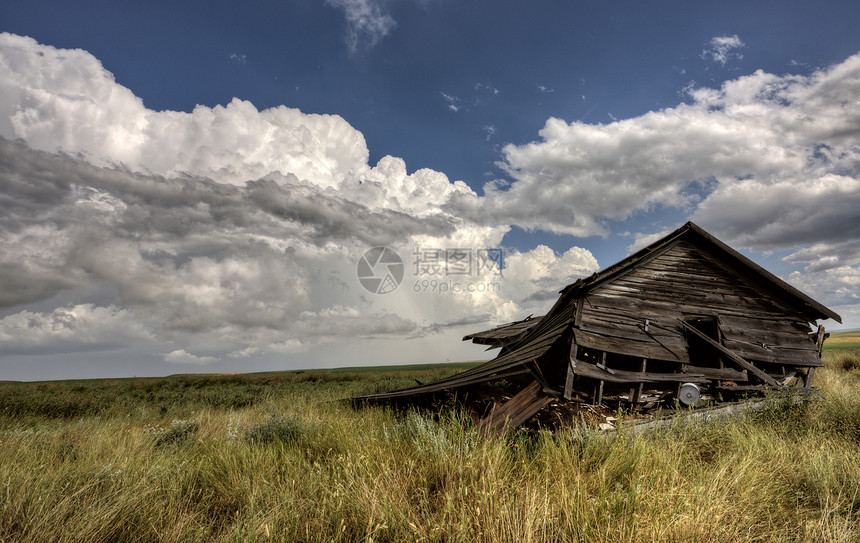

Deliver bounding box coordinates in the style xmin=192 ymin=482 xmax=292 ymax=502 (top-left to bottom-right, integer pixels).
xmin=702 ymin=34 xmax=745 ymax=66
xmin=483 ymin=124 xmax=495 ymax=141
xmin=475 ymin=83 xmax=500 ymax=95
xmin=440 ymin=91 xmax=462 ymax=112
xmin=326 ymin=0 xmax=396 ymax=53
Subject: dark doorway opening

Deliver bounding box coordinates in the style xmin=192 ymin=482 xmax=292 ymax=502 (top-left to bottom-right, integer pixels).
xmin=684 ymin=316 xmax=722 ymax=368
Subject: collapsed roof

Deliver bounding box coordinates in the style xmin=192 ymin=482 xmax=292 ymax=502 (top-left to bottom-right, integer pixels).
xmin=357 ymin=222 xmax=840 ymax=433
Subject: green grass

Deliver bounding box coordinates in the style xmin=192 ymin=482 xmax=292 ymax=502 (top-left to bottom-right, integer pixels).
xmin=1 ymin=352 xmax=859 ymax=541
xmin=0 ymin=363 xmax=479 ymax=420
xmin=824 ymin=330 xmax=860 ymax=352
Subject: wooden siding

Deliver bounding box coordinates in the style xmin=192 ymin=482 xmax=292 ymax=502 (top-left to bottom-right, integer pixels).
xmin=577 ymin=240 xmax=821 ymax=367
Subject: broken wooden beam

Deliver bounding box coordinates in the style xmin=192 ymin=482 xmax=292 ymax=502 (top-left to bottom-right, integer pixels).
xmin=478 ymin=380 xmax=554 ymax=435
xmin=572 ymin=359 xmax=710 ymax=384
xmin=678 ymin=319 xmax=781 ymax=387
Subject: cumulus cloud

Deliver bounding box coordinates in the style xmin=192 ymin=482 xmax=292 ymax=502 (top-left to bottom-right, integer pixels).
xmin=0 ymin=34 xmax=600 ymax=367
xmin=0 ymin=304 xmax=155 ymax=354
xmin=326 ymin=0 xmax=396 ymax=53
xmin=784 ymin=240 xmax=860 ymax=273
xmin=503 ymin=245 xmax=599 ymax=306
xmin=787 ymin=266 xmax=860 ymax=317
xmin=702 ymin=34 xmax=745 ymax=66
xmin=4 ymin=31 xmax=859 ymax=372
xmin=459 ymin=51 xmax=860 ymax=249
xmin=0 ymin=33 xmax=368 ymax=188
xmin=0 ymin=139 xmax=444 ymax=352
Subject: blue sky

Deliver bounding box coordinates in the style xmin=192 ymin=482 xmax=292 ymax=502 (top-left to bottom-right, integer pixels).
xmin=1 ymin=0 xmax=859 ymax=380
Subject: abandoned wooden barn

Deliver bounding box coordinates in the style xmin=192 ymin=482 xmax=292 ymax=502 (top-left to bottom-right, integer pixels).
xmin=358 ymin=222 xmax=841 ymax=433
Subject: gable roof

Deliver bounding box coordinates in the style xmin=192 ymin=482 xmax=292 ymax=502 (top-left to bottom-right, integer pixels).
xmin=562 ymin=222 xmax=841 ymax=323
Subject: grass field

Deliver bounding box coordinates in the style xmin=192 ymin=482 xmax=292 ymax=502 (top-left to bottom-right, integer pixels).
xmin=1 ymin=347 xmax=859 ymax=541
xmin=824 ymin=330 xmax=860 ymax=352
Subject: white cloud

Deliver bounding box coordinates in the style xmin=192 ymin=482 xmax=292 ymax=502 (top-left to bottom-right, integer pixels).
xmin=784 ymin=239 xmax=860 ymax=273
xmin=458 ymin=51 xmax=860 ymax=248
xmin=440 ymin=92 xmax=462 ymax=112
xmin=787 ymin=266 xmax=860 ymax=315
xmin=326 ymin=0 xmax=396 ymax=53
xmin=503 ymin=245 xmax=599 ymax=307
xmin=626 ymin=226 xmax=679 ymax=253
xmin=702 ymin=34 xmax=745 ymax=66
xmin=0 ymin=304 xmax=155 ymax=353
xmin=3 ymin=31 xmax=859 ymax=374
xmin=164 ymin=349 xmax=219 ymax=365
xmin=0 ymin=34 xmax=601 ymax=368
xmin=0 ymin=33 xmax=368 ymax=189
xmin=475 ymin=83 xmax=500 ymax=95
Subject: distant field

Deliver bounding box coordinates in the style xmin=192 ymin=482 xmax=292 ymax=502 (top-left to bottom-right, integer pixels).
xmin=260 ymin=359 xmax=485 ymax=376
xmin=1 ymin=352 xmax=859 ymax=541
xmin=824 ymin=329 xmax=860 ymax=351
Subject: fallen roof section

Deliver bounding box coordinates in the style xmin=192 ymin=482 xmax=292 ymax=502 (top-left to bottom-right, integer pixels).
xmin=462 ymin=314 xmax=543 ymax=348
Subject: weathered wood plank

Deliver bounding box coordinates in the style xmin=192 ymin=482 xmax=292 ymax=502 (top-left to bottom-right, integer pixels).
xmin=600 ymin=281 xmax=777 ymax=311
xmin=804 ymin=366 xmax=816 ymax=388
xmin=572 ymin=359 xmax=710 ymax=384
xmin=720 ymin=312 xmax=811 ymax=328
xmin=479 ymin=380 xmax=553 ymax=435
xmin=586 ymin=292 xmax=793 ymax=321
xmin=815 ymin=325 xmax=826 ymax=357
xmin=574 ymin=329 xmax=689 ymax=361
xmin=720 ymin=325 xmax=818 ymax=348
xmin=577 ymin=318 xmax=687 ymax=347
xmin=721 ymin=340 xmax=821 ymax=366
xmin=683 ymin=366 xmax=748 ymax=381
xmin=678 ymin=319 xmax=781 ymax=387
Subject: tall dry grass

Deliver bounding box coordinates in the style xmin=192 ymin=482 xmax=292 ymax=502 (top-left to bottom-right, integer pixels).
xmin=1 ymin=353 xmax=859 ymax=542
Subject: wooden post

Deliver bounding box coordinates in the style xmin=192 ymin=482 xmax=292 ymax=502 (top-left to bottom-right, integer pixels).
xmin=595 ymin=352 xmax=606 ymax=405
xmin=814 ymin=325 xmax=826 ymax=358
xmin=804 ymin=366 xmax=816 ymax=388
xmin=631 ymin=358 xmax=646 ymax=404
xmin=564 ymin=343 xmax=578 ymax=400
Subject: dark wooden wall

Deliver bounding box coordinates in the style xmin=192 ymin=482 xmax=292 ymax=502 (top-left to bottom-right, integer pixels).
xmin=575 ymin=240 xmax=821 ymax=367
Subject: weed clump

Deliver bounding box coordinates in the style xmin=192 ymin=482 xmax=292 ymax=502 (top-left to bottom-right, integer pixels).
xmin=147 ymin=418 xmax=199 ymax=447
xmin=234 ymin=412 xmax=314 ymax=445
xmin=833 ymin=352 xmax=860 ymax=372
